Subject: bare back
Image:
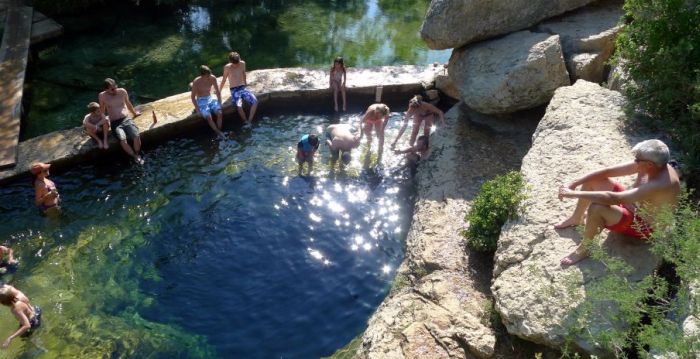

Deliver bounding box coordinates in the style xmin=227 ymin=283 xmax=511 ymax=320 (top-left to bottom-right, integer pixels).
xmin=328 ymin=124 xmax=359 ymax=152
xmin=192 ymin=75 xmax=217 ymax=98
xmin=635 ymin=165 xmax=681 ymax=220
xmin=99 ymin=89 xmax=128 ymax=120
xmin=222 ymin=62 xmax=246 ymax=88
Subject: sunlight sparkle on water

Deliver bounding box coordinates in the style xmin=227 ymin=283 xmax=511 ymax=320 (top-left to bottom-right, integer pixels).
xmin=382 ymin=265 xmax=391 ymax=274
xmin=309 ymin=213 xmax=322 ymax=222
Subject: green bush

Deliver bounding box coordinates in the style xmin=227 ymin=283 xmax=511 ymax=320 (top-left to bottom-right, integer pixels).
xmin=615 ymin=0 xmax=700 ymax=187
xmin=463 ymin=171 xmax=526 ymax=253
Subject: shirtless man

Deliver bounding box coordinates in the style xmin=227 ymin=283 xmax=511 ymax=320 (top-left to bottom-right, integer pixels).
xmin=191 ymin=65 xmax=225 ymax=138
xmin=326 ymin=123 xmax=361 ymax=168
xmin=556 ymin=139 xmax=681 ymax=265
xmin=99 ymin=78 xmax=144 ymax=164
xmin=220 ymin=52 xmax=258 ymax=126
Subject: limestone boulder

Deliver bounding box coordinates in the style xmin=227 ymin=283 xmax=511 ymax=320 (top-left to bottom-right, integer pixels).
xmin=449 ymin=31 xmax=570 ymax=114
xmin=536 ymin=0 xmax=624 ymax=83
xmin=491 ymin=80 xmax=660 ymax=356
xmin=420 ymin=0 xmax=597 ymax=50
xmin=435 ymin=73 xmax=460 ymax=101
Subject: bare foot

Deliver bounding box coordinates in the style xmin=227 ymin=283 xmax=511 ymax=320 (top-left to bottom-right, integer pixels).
xmin=134 ymin=156 xmax=145 ymax=165
xmin=560 ymin=249 xmax=590 ymax=266
xmin=554 ymin=217 xmax=582 ymax=229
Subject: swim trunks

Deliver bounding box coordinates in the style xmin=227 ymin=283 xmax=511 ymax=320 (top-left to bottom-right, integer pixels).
xmin=604 ymin=182 xmax=653 ymax=239
xmin=230 ymin=85 xmax=258 ymax=107
xmin=19 ymin=305 xmax=41 ymax=337
xmin=110 ymin=117 xmax=140 ymax=141
xmin=196 ymin=96 xmax=221 ymax=119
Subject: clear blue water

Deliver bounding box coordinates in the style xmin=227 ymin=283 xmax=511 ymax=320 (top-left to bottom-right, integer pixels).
xmin=0 ymin=113 xmax=414 ymax=358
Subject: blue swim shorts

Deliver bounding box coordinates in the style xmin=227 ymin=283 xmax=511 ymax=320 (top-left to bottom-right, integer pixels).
xmin=230 ymin=85 xmax=258 ymax=107
xmin=196 ymin=96 xmax=222 ymax=119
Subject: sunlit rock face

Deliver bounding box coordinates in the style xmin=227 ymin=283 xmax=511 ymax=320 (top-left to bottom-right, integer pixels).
xmin=491 ymin=80 xmax=659 ymax=356
xmin=535 ymin=0 xmax=624 ymax=83
xmin=420 ymin=0 xmax=597 ymax=50
xmin=448 ymin=31 xmax=570 ymax=114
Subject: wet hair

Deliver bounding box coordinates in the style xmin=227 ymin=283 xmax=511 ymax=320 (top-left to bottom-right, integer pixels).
xmin=103 ymin=78 xmax=117 ymax=90
xmin=200 ymin=65 xmax=212 ymax=76
xmin=229 ymin=52 xmax=241 ymax=64
xmin=331 ymin=56 xmax=345 ymax=72
xmin=632 ymin=139 xmax=670 ymax=167
xmin=374 ymin=104 xmax=390 ymax=117
xmin=87 ymin=102 xmax=100 ymax=113
xmin=0 ymin=286 xmax=17 ymax=307
xmin=417 ymin=135 xmax=429 ymax=149
xmin=409 ymin=95 xmax=423 ymax=109
xmin=341 ymin=151 xmax=352 ymax=165
xmin=308 ymin=134 xmax=319 ymax=149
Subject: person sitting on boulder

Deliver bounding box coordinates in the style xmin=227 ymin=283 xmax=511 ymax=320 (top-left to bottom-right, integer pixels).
xmin=83 ymin=102 xmax=110 ymax=149
xmin=556 ymin=139 xmax=681 ymax=265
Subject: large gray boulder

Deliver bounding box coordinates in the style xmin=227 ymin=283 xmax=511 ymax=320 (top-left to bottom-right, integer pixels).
xmin=420 ymin=0 xmax=597 ymax=50
xmin=536 ymin=0 xmax=624 ymax=83
xmin=448 ymin=31 xmax=570 ymax=114
xmin=491 ymin=81 xmax=660 ymax=356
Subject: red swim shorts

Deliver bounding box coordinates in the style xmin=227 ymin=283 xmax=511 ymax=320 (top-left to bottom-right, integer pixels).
xmin=604 ymin=182 xmax=653 ymax=239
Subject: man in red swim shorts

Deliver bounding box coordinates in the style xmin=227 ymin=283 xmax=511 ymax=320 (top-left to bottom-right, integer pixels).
xmin=555 ymin=139 xmax=681 ymax=265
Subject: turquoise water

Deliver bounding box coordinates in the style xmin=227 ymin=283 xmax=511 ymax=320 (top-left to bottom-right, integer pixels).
xmin=23 ymin=0 xmax=450 ymax=139
xmin=0 ymin=113 xmax=416 ymax=358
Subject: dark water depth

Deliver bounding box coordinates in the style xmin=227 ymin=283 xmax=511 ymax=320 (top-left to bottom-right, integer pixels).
xmin=0 ymin=113 xmax=416 ymax=358
xmin=23 ymin=0 xmax=450 ymax=139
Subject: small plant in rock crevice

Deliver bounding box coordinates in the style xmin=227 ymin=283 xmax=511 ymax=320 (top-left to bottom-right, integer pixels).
xmin=463 ymin=171 xmax=526 ymax=253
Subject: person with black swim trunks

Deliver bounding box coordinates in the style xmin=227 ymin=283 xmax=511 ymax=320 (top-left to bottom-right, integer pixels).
xmin=0 ymin=285 xmax=42 ymax=349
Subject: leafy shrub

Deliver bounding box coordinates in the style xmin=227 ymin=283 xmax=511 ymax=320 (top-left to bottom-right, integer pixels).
xmin=463 ymin=171 xmax=526 ymax=253
xmin=615 ymin=0 xmax=700 ymax=187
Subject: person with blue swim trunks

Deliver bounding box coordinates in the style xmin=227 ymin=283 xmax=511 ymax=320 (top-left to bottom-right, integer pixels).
xmin=296 ymin=134 xmax=320 ymax=175
xmin=191 ymin=65 xmax=225 ymax=138
xmin=220 ymin=52 xmax=258 ymax=127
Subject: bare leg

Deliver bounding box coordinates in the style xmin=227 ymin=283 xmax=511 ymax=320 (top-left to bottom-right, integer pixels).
xmin=333 ymin=84 xmax=339 ymax=112
xmin=206 ymin=116 xmax=225 ymax=137
xmin=248 ymin=103 xmax=258 ymax=124
xmin=555 ymin=178 xmax=617 ymax=229
xmin=560 ymin=203 xmax=624 ymax=265
xmin=363 ymin=122 xmax=374 ymax=151
xmin=102 ymin=123 xmax=110 ymax=149
xmin=216 ymin=112 xmax=223 ymax=130
xmin=237 ymin=106 xmax=248 ymax=124
xmin=308 ymin=157 xmax=314 ymax=175
xmin=375 ymin=121 xmax=384 ymax=158
xmin=133 ymin=136 xmax=142 ymax=154
xmin=88 ymin=130 xmax=103 ymax=149
xmin=409 ymin=119 xmax=421 ymax=146
xmin=120 ymin=140 xmax=137 ymax=158
xmin=341 ymin=86 xmax=346 ymax=111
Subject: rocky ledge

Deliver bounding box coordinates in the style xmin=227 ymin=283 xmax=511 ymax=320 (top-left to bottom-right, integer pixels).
xmin=491 ymin=80 xmax=659 ymax=356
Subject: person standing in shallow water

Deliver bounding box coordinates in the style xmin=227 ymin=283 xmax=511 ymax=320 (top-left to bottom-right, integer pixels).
xmin=99 ymin=78 xmax=144 ymax=164
xmin=296 ymin=134 xmax=320 ymax=175
xmin=31 ymin=162 xmax=60 ymax=216
xmin=556 ymin=139 xmax=681 ymax=266
xmin=191 ymin=65 xmax=225 ymax=138
xmin=391 ymin=95 xmax=444 ymax=149
xmin=0 ymin=284 xmax=42 ymax=349
xmin=360 ymin=103 xmax=391 ymax=158
xmin=329 ymin=57 xmax=347 ymax=112
xmin=220 ymin=52 xmax=258 ymax=127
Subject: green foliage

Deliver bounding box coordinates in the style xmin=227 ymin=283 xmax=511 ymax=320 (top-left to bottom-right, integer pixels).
xmin=463 ymin=171 xmax=526 ymax=253
xmin=563 ymin=192 xmax=700 ymax=357
xmin=615 ymin=0 xmax=700 ymax=186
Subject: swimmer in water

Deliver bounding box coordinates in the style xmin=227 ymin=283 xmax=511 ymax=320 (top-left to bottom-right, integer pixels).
xmin=0 ymin=285 xmax=41 ymax=349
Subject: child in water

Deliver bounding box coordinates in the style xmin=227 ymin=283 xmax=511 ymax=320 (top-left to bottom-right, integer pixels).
xmin=296 ymin=134 xmax=320 ymax=175
xmin=329 ymin=57 xmax=347 ymax=112
xmin=393 ymin=135 xmax=429 ymax=165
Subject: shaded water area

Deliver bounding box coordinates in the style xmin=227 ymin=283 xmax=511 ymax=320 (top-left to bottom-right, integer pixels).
xmin=0 ymin=113 xmax=417 ymax=358
xmin=23 ymin=0 xmax=450 ymax=139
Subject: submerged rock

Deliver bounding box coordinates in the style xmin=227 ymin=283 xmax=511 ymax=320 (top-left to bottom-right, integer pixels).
xmin=491 ymin=80 xmax=659 ymax=356
xmin=448 ymin=31 xmax=570 ymax=115
xmin=420 ymin=0 xmax=597 ymax=50
xmin=536 ymin=0 xmax=624 ymax=83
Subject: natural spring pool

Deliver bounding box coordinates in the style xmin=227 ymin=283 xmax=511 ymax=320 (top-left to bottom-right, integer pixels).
xmin=0 ymin=113 xmax=417 ymax=358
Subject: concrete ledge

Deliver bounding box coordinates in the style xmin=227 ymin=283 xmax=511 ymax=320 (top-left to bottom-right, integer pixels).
xmin=0 ymin=65 xmax=441 ymax=185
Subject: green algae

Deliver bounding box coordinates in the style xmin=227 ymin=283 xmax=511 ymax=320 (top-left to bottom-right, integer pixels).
xmin=0 ymin=207 xmax=215 ymax=358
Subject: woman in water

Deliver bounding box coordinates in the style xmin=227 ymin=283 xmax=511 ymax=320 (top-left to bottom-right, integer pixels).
xmin=391 ymin=95 xmax=444 ymax=149
xmin=31 ymin=162 xmax=60 ymax=216
xmin=360 ymin=103 xmax=390 ymax=157
xmin=0 ymin=284 xmax=41 ymax=348
xmin=329 ymin=57 xmax=347 ymax=112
